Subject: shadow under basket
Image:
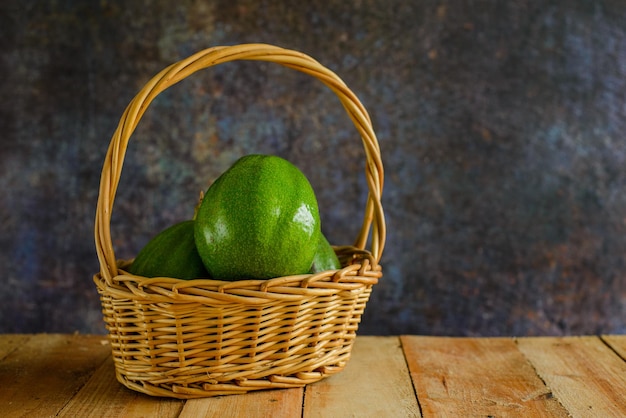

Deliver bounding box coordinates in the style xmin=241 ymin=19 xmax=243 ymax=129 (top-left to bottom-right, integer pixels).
xmin=93 ymin=44 xmax=385 ymax=399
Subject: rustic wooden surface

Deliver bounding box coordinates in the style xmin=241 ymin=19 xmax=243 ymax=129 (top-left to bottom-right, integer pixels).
xmin=2 ymin=334 xmax=625 ymax=417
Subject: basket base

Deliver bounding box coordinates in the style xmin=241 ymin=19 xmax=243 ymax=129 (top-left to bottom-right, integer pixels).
xmin=112 ymin=348 xmax=351 ymax=399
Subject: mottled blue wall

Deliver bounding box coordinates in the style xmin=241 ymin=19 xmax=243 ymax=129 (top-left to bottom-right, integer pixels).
xmin=1 ymin=1 xmax=625 ymax=336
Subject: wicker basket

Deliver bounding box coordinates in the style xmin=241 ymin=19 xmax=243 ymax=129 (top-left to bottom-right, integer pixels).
xmin=93 ymin=43 xmax=385 ymax=399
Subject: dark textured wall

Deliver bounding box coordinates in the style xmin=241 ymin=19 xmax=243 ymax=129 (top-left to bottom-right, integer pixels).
xmin=1 ymin=1 xmax=625 ymax=336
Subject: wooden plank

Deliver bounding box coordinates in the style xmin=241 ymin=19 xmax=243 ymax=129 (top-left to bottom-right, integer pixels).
xmin=0 ymin=334 xmax=112 ymax=418
xmin=516 ymin=336 xmax=626 ymax=417
xmin=401 ymin=336 xmax=569 ymax=417
xmin=601 ymin=334 xmax=626 ymax=360
xmin=179 ymin=387 xmax=304 ymax=418
xmin=0 ymin=334 xmax=32 ymax=361
xmin=303 ymin=336 xmax=421 ymax=417
xmin=56 ymin=356 xmax=184 ymax=418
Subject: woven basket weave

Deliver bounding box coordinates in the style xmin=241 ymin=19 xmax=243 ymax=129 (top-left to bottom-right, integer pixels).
xmin=93 ymin=43 xmax=385 ymax=399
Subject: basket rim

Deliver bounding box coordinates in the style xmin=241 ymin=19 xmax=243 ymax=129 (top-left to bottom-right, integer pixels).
xmin=94 ymin=245 xmax=381 ymax=305
xmin=94 ymin=43 xmax=385 ymax=286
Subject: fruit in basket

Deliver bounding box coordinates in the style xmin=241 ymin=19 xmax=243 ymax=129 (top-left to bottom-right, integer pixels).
xmin=128 ymin=220 xmax=210 ymax=280
xmin=309 ymin=233 xmax=342 ymax=273
xmin=194 ymin=154 xmax=321 ymax=280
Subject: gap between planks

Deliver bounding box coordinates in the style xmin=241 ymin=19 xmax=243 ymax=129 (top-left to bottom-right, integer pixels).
xmin=177 ymin=336 xmax=421 ymax=418
xmin=401 ymin=335 xmax=570 ymax=417
xmin=516 ymin=335 xmax=626 ymax=417
xmin=0 ymin=335 xmax=419 ymax=418
xmin=3 ymin=334 xmax=625 ymax=417
xmin=0 ymin=334 xmax=113 ymax=418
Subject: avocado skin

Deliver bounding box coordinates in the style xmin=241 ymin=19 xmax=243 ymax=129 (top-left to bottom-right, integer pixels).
xmin=194 ymin=154 xmax=321 ymax=281
xmin=129 ymin=220 xmax=210 ymax=280
xmin=309 ymin=233 xmax=341 ymax=273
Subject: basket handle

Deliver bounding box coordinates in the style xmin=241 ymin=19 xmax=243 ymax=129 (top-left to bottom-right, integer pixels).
xmin=95 ymin=43 xmax=385 ymax=284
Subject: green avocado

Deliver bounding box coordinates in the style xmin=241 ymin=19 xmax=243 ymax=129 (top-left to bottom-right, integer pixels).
xmin=129 ymin=220 xmax=210 ymax=280
xmin=194 ymin=154 xmax=321 ymax=281
xmin=309 ymin=233 xmax=342 ymax=273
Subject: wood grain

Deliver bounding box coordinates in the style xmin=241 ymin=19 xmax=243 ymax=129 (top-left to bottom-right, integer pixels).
xmin=401 ymin=336 xmax=569 ymax=417
xmin=2 ymin=334 xmax=626 ymax=416
xmin=303 ymin=336 xmax=421 ymax=417
xmin=56 ymin=356 xmax=184 ymax=418
xmin=516 ymin=336 xmax=626 ymax=417
xmin=0 ymin=334 xmax=31 ymax=361
xmin=601 ymin=334 xmax=626 ymax=360
xmin=0 ymin=334 xmax=112 ymax=418
xmin=178 ymin=387 xmax=304 ymax=418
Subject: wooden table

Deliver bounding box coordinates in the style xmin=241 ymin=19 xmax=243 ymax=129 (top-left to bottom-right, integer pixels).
xmin=2 ymin=334 xmax=625 ymax=417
